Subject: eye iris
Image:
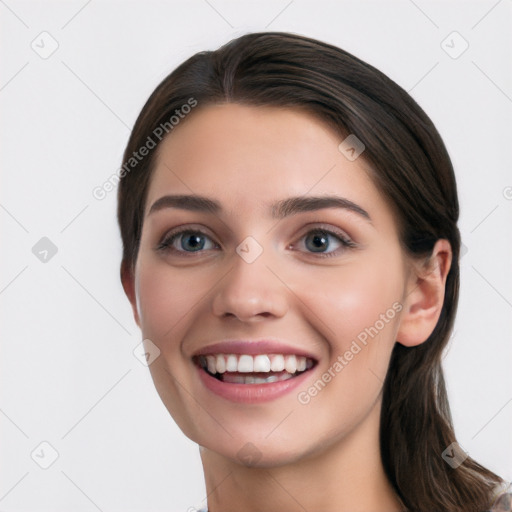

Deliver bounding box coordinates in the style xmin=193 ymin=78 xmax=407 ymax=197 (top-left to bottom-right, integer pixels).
xmin=181 ymin=233 xmax=205 ymax=251
xmin=306 ymin=232 xmax=329 ymax=252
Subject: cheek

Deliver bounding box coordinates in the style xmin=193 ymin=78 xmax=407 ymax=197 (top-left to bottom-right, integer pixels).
xmin=135 ymin=257 xmax=205 ymax=341
xmin=297 ymin=255 xmax=403 ymax=369
xmin=289 ymin=259 xmax=403 ymax=438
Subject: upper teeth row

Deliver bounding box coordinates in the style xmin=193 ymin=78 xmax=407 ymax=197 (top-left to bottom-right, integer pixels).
xmin=199 ymin=354 xmax=313 ymax=374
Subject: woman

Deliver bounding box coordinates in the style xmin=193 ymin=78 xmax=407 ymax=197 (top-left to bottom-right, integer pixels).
xmin=117 ymin=32 xmax=510 ymax=511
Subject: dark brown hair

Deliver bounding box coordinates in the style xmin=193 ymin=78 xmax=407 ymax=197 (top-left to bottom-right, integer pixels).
xmin=117 ymin=31 xmax=505 ymax=511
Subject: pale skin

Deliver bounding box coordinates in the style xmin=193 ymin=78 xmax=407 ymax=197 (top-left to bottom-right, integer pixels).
xmin=122 ymin=103 xmax=452 ymax=512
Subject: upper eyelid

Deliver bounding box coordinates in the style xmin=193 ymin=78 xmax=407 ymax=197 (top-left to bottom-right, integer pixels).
xmin=159 ymin=225 xmax=218 ymax=243
xmin=160 ymin=222 xmax=352 ymax=239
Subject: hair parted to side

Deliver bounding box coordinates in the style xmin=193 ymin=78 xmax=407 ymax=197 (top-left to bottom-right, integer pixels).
xmin=117 ymin=32 xmax=505 ymax=511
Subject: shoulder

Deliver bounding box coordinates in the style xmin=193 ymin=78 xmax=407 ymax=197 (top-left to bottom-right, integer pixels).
xmin=489 ymin=482 xmax=512 ymax=511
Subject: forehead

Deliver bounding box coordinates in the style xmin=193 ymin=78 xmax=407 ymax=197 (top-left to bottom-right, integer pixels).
xmin=144 ymin=103 xmax=393 ymax=227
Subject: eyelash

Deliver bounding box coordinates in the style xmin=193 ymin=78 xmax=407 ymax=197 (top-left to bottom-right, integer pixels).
xmin=156 ymin=225 xmax=357 ymax=259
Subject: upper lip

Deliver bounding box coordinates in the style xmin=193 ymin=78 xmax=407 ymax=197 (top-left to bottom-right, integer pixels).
xmin=191 ymin=339 xmax=319 ymax=361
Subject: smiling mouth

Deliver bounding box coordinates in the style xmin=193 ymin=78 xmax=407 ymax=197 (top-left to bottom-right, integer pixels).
xmin=193 ymin=353 xmax=317 ymax=384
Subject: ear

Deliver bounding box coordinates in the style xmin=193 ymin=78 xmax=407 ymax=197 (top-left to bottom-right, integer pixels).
xmin=396 ymin=239 xmax=452 ymax=347
xmin=120 ymin=259 xmax=141 ymax=328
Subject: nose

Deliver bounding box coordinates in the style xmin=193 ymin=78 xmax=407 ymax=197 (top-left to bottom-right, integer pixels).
xmin=211 ymin=244 xmax=289 ymax=322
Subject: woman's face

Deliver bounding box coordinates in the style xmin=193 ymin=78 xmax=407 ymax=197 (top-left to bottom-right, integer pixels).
xmin=128 ymin=103 xmax=411 ymax=466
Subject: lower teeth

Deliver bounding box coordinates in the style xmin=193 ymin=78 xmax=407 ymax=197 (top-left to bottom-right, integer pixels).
xmin=221 ymin=373 xmax=293 ymax=384
xmin=207 ymin=370 xmax=299 ymax=384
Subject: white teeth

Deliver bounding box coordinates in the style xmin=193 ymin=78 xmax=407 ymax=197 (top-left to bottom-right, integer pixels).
xmin=238 ymin=355 xmax=254 ymax=372
xmin=226 ymin=354 xmax=238 ymax=372
xmin=270 ymin=354 xmax=285 ymax=371
xmin=284 ymin=355 xmax=297 ymax=373
xmin=215 ymin=354 xmax=226 ymax=373
xmin=198 ymin=353 xmax=313 ymax=376
xmin=253 ymin=355 xmax=271 ymax=372
xmin=206 ymin=355 xmax=216 ymax=374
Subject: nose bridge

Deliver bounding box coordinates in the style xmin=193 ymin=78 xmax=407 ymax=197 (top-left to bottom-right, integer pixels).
xmin=211 ymin=234 xmax=288 ymax=321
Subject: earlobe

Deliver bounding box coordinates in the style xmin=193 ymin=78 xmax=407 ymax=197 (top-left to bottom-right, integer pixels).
xmin=120 ymin=260 xmax=141 ymax=328
xmin=396 ymin=239 xmax=452 ymax=347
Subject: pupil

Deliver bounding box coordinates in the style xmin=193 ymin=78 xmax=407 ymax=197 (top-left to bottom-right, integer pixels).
xmin=183 ymin=233 xmax=204 ymax=251
xmin=307 ymin=233 xmax=328 ymax=252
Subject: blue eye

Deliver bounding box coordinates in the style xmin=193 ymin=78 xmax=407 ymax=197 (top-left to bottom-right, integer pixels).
xmin=156 ymin=226 xmax=356 ymax=257
xmin=157 ymin=229 xmax=217 ymax=254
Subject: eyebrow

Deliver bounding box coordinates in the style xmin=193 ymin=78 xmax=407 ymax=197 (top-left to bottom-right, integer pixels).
xmin=147 ymin=194 xmax=371 ymax=222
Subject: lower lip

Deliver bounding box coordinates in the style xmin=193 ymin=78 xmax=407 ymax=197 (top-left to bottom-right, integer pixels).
xmin=196 ymin=364 xmax=314 ymax=404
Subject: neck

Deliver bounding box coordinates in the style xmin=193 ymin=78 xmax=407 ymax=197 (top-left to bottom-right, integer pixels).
xmin=199 ymin=399 xmax=404 ymax=512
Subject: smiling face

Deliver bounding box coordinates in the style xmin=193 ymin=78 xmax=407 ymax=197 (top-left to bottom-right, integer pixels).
xmin=124 ymin=103 xmax=414 ymax=466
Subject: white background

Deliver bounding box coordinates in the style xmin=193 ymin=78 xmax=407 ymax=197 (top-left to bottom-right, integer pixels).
xmin=1 ymin=1 xmax=511 ymax=511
